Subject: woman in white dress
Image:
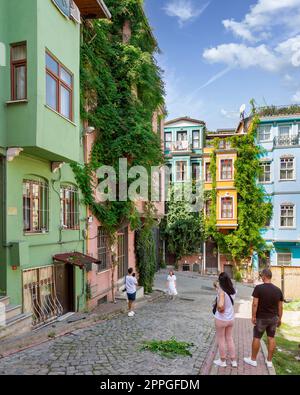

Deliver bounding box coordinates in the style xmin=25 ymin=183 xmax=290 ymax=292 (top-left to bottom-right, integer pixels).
xmin=167 ymin=271 xmax=178 ymax=299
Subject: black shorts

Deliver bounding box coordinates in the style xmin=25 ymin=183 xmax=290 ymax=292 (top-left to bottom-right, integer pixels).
xmin=127 ymin=292 xmax=136 ymax=301
xmin=253 ymin=317 xmax=278 ymax=339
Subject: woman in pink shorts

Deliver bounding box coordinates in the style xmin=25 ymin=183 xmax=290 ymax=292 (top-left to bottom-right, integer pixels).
xmin=213 ymin=272 xmax=237 ymax=368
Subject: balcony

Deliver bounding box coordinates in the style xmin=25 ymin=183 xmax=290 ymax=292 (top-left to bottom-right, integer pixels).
xmin=165 ymin=141 xmax=193 ymax=153
xmin=274 ymin=134 xmax=300 ymax=147
xmin=73 ymin=0 xmax=111 ymax=19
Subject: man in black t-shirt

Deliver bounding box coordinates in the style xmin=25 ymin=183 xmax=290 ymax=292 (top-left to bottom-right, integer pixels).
xmin=244 ymin=268 xmax=283 ymax=369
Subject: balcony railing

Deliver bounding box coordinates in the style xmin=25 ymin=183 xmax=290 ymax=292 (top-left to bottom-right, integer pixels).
xmin=165 ymin=141 xmax=193 ymax=152
xmin=274 ymin=134 xmax=300 ymax=147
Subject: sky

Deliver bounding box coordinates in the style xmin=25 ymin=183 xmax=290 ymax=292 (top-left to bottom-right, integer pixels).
xmin=144 ymin=0 xmax=300 ymax=130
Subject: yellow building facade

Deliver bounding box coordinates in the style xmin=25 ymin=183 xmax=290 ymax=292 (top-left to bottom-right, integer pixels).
xmin=203 ymin=129 xmax=239 ymax=275
xmin=203 ymin=129 xmax=238 ymax=231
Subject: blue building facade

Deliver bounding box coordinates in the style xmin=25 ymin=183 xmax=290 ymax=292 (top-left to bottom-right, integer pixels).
xmin=164 ymin=117 xmax=205 ymax=185
xmin=257 ymin=112 xmax=300 ymax=267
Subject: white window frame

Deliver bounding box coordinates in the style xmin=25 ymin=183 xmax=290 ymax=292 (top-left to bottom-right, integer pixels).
xmin=219 ymin=195 xmax=235 ymax=220
xmin=279 ymin=204 xmax=295 ymax=228
xmin=279 ymin=156 xmax=295 ymax=181
xmin=175 ymin=160 xmax=188 ymax=182
xmin=218 ymin=156 xmax=234 ymax=181
xmin=259 ymin=161 xmax=272 ymax=183
xmin=277 ymin=252 xmax=292 ymax=266
xmin=258 ymin=125 xmax=271 ymax=142
xmin=278 ymin=124 xmax=292 ymax=139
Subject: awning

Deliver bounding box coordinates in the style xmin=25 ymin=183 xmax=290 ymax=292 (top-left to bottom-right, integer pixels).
xmin=73 ymin=0 xmax=111 ymax=19
xmin=53 ymin=252 xmax=100 ymax=269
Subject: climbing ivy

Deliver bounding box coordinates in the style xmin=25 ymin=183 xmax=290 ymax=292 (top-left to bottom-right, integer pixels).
xmin=71 ymin=0 xmax=165 ymax=240
xmin=135 ymin=203 xmax=157 ymax=293
xmin=205 ymin=112 xmax=273 ymax=267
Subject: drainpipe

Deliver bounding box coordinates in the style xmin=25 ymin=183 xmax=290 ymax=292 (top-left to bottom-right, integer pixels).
xmin=77 ymin=268 xmax=85 ymax=312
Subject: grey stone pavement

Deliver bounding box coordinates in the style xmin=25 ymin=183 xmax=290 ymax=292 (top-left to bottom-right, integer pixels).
xmin=0 ymin=271 xmax=253 ymax=375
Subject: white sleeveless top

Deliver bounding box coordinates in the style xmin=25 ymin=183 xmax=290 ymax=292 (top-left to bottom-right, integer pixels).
xmin=214 ymin=291 xmax=236 ymax=321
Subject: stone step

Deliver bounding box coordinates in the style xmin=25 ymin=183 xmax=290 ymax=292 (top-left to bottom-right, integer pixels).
xmin=0 ymin=296 xmax=10 ymax=307
xmin=5 ymin=304 xmax=22 ymax=321
xmin=0 ymin=313 xmax=32 ymax=340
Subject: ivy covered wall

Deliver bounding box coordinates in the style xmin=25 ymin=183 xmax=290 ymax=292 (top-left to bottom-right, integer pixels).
xmin=205 ymin=115 xmax=273 ymax=267
xmin=71 ymin=0 xmax=165 ymax=239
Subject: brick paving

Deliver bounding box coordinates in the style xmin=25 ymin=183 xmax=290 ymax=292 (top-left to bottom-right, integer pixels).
xmin=208 ymin=318 xmax=272 ymax=375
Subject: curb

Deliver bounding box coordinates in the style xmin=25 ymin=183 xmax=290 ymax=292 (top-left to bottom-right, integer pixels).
xmin=199 ymin=338 xmax=217 ymax=375
xmin=260 ymin=339 xmax=277 ymax=375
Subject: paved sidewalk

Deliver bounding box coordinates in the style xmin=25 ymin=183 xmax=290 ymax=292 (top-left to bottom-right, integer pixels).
xmin=201 ymin=299 xmax=276 ymax=375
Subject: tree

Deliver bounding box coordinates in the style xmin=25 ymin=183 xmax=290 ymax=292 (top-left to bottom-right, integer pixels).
xmin=162 ymin=186 xmax=205 ymax=262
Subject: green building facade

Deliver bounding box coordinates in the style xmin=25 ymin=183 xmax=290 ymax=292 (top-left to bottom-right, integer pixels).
xmin=0 ymin=0 xmax=105 ymax=328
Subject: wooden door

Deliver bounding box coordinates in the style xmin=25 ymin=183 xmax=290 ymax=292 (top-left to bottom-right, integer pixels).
xmin=205 ymin=241 xmax=218 ymax=274
xmin=55 ymin=263 xmax=74 ymax=314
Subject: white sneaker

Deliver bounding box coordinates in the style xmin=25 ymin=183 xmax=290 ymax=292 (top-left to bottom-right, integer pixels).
xmin=213 ymin=359 xmax=227 ymax=367
xmin=244 ymin=357 xmax=257 ymax=367
xmin=231 ymin=360 xmax=238 ymax=368
xmin=265 ymin=360 xmax=273 ymax=368
xmin=128 ymin=311 xmax=134 ymax=317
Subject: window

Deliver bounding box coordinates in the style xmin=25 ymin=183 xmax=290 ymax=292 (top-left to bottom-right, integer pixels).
xmin=176 ymin=161 xmax=188 ymax=181
xmin=259 ymin=161 xmax=271 ymax=183
xmin=258 ymin=126 xmax=271 ymax=141
xmin=165 ymin=132 xmax=172 ymax=150
xmin=221 ymin=197 xmax=233 ymax=219
xmin=117 ymin=228 xmax=128 ymax=279
xmin=280 ymin=157 xmax=294 ymax=180
xmin=23 ymin=180 xmax=49 ymax=233
xmin=97 ymin=227 xmax=108 ymax=272
xmin=277 ymin=253 xmax=292 ymax=266
xmin=192 ymin=131 xmax=200 ymax=149
xmin=279 ymin=126 xmax=291 ymax=138
xmin=205 ymin=200 xmax=212 ymax=217
xmin=220 ymin=159 xmax=233 ymax=180
xmin=60 ymin=185 xmax=79 ymax=230
xmin=177 ymin=131 xmax=187 ymax=141
xmin=280 ymin=205 xmax=294 ymax=227
xmin=46 ymin=52 xmax=73 ymax=120
xmin=166 ymin=163 xmax=172 ymax=184
xmin=192 ymin=163 xmax=200 ymax=180
xmin=205 ymin=162 xmax=212 ymax=182
xmin=11 ymin=43 xmax=27 ymax=100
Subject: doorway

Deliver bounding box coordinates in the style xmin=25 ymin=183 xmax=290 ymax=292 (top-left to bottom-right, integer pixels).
xmin=205 ymin=240 xmax=218 ymax=274
xmin=55 ymin=263 xmax=75 ymax=314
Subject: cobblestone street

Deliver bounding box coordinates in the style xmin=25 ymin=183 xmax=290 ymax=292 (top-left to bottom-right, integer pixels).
xmin=0 ymin=272 xmax=253 ymax=375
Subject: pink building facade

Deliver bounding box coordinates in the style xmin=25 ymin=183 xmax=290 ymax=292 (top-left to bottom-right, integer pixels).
xmin=84 ymin=107 xmax=165 ymax=309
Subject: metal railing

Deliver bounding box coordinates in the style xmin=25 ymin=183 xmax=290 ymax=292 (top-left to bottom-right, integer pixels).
xmin=274 ymin=134 xmax=300 ymax=147
xmin=164 ymin=141 xmax=195 ymax=152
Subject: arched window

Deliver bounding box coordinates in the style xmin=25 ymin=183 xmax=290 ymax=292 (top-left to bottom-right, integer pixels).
xmin=23 ymin=178 xmax=49 ymax=233
xmin=60 ymin=185 xmax=79 ymax=230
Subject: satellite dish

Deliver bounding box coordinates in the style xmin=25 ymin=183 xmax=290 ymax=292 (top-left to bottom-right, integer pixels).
xmin=240 ymin=104 xmax=246 ymax=116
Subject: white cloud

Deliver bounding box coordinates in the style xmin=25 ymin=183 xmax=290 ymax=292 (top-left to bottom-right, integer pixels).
xmin=203 ymin=43 xmax=281 ymax=72
xmin=222 ymin=0 xmax=300 ymax=42
xmin=276 ymin=35 xmax=300 ymax=67
xmin=164 ymin=0 xmax=210 ymax=27
xmin=292 ymin=90 xmax=300 ymax=102
xmin=221 ymin=109 xmax=240 ymax=120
